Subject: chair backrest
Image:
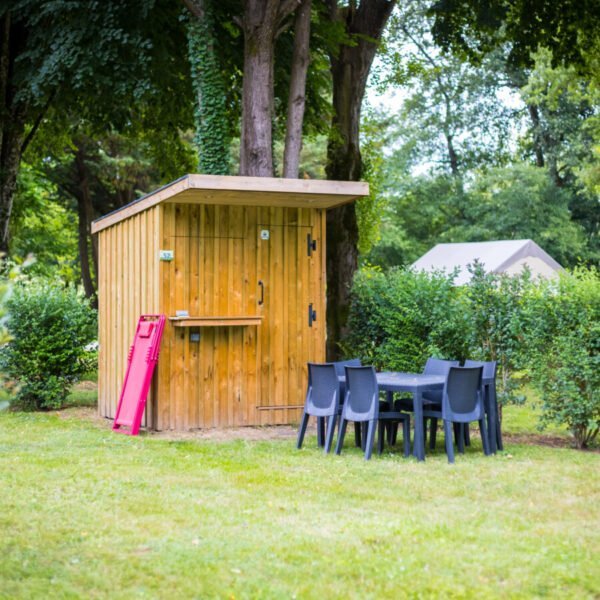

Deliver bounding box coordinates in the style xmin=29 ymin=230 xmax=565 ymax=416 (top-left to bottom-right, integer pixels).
xmin=422 ymin=358 xmax=460 ymax=402
xmin=463 ymin=359 xmax=497 ymax=380
xmin=443 ymin=366 xmax=484 ymax=422
xmin=423 ymin=357 xmax=460 ymax=376
xmin=343 ymin=365 xmax=379 ymax=421
xmin=332 ymin=358 xmax=361 ymax=377
xmin=306 ymin=363 xmax=339 ymax=416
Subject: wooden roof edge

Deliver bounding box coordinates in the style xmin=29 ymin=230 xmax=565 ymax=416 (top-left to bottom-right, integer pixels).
xmin=91 ymin=174 xmax=368 ymax=234
xmin=91 ymin=175 xmax=191 ymax=234
xmin=186 ymin=173 xmax=368 ymax=196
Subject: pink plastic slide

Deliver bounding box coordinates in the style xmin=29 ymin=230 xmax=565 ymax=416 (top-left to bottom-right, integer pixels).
xmin=113 ymin=314 xmax=166 ymax=435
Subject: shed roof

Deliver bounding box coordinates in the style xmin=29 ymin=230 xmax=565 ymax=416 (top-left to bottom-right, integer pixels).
xmin=411 ymin=239 xmax=563 ymax=285
xmin=91 ymin=174 xmax=369 ymax=234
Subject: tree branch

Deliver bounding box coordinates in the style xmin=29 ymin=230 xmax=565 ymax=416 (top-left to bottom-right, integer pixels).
xmin=277 ymin=0 xmax=302 ymax=25
xmin=20 ymin=88 xmax=56 ymax=156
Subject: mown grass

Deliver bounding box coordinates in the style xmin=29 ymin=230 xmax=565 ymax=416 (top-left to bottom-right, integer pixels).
xmin=0 ymin=403 xmax=598 ymax=599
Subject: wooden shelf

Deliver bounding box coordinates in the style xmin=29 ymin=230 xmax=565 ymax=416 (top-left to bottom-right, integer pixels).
xmin=169 ymin=316 xmax=263 ymax=327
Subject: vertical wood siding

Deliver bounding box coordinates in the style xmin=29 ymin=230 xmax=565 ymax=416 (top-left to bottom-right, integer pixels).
xmin=97 ymin=206 xmax=161 ymax=424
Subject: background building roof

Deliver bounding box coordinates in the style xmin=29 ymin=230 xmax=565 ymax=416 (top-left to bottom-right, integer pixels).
xmin=411 ymin=239 xmax=563 ymax=284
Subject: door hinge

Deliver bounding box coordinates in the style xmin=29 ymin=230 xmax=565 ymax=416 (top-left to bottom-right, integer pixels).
xmin=307 ymin=233 xmax=317 ymax=256
xmin=308 ymin=303 xmax=317 ymax=327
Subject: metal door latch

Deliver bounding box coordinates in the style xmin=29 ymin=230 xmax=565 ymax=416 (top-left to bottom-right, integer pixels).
xmin=307 ymin=233 xmax=317 ymax=256
xmin=308 ymin=303 xmax=317 ymax=327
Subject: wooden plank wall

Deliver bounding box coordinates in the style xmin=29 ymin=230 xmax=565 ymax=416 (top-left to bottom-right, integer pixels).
xmin=97 ymin=206 xmax=161 ymax=424
xmin=155 ymin=203 xmax=326 ymax=430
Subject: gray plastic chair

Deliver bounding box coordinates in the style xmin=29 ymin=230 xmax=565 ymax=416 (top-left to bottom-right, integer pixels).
xmin=332 ymin=359 xmax=363 ymax=448
xmin=464 ymin=359 xmax=500 ymax=453
xmin=297 ymin=363 xmax=340 ymax=453
xmin=422 ymin=366 xmax=491 ymax=463
xmin=335 ymin=366 xmax=410 ymax=460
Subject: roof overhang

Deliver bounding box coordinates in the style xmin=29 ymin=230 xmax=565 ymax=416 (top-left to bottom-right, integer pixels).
xmin=91 ymin=174 xmax=369 ymax=234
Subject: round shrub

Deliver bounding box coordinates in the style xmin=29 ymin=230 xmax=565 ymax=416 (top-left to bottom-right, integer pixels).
xmin=0 ymin=281 xmax=97 ymax=410
xmin=522 ymin=268 xmax=599 ymax=448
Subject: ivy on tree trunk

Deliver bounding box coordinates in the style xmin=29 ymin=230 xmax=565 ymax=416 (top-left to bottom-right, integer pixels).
xmin=186 ymin=0 xmax=231 ymax=175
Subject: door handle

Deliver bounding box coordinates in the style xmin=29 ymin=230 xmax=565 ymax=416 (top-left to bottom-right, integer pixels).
xmin=258 ymin=280 xmax=264 ymax=305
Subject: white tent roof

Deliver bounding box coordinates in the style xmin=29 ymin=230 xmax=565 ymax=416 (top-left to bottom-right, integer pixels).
xmin=411 ymin=239 xmax=563 ymax=285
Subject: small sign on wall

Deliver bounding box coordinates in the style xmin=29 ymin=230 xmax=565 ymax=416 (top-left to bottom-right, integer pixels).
xmin=260 ymin=230 xmax=270 ymax=240
xmin=159 ymin=249 xmax=174 ymax=261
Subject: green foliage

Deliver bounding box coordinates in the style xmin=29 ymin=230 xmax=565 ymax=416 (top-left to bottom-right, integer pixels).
xmin=0 ymin=264 xmax=18 ymax=346
xmin=342 ymin=266 xmax=472 ymax=372
xmin=367 ymin=164 xmax=593 ymax=269
xmin=11 ymin=165 xmax=79 ymax=282
xmin=429 ymin=0 xmax=600 ymax=77
xmin=521 ymin=269 xmax=600 ymax=448
xmin=379 ymin=3 xmax=514 ymax=175
xmin=0 ymin=281 xmax=97 ymax=410
xmin=449 ymin=164 xmax=591 ymax=267
xmin=355 ymin=110 xmax=391 ymax=254
xmin=464 ymin=263 xmax=530 ymax=404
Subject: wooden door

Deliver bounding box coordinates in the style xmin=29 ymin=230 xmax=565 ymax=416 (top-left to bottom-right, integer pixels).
xmin=255 ymin=207 xmax=325 ymax=425
xmin=157 ymin=203 xmax=258 ymax=429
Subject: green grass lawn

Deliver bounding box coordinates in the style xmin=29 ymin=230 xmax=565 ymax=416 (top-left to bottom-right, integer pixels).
xmin=0 ymin=402 xmax=598 ymax=599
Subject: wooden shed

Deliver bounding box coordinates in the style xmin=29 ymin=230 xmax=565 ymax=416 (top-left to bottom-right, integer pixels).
xmin=91 ymin=174 xmax=369 ymax=431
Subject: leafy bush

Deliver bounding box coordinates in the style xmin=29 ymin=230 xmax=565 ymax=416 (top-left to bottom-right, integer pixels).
xmin=342 ymin=264 xmax=600 ymax=448
xmin=341 ymin=266 xmax=471 ymax=372
xmin=522 ymin=268 xmax=600 ymax=448
xmin=0 ymin=281 xmax=97 ymax=410
xmin=464 ymin=263 xmax=531 ymax=404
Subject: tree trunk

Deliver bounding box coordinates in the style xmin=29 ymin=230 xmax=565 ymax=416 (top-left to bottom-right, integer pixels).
xmin=239 ymin=1 xmax=280 ymax=177
xmin=0 ymin=120 xmax=24 ymax=254
xmin=74 ymin=147 xmax=97 ymax=304
xmin=446 ymin=131 xmax=460 ymax=176
xmin=0 ymin=12 xmax=26 ymax=255
xmin=283 ymin=0 xmax=311 ymax=178
xmin=528 ymin=104 xmax=545 ymax=168
xmin=324 ymin=0 xmax=395 ymax=360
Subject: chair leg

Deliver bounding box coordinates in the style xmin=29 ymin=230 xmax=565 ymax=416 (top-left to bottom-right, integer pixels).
xmin=464 ymin=424 xmax=471 ymax=447
xmin=479 ymin=419 xmax=491 ymax=456
xmin=496 ymin=401 xmax=504 ymax=451
xmin=456 ymin=423 xmax=465 ymax=454
xmin=324 ymin=414 xmax=337 ymax=454
xmin=402 ymin=418 xmax=411 ymax=458
xmin=429 ymin=418 xmax=438 ymax=450
xmin=364 ymin=419 xmax=377 ymax=460
xmin=377 ymin=420 xmax=385 ymax=455
xmin=361 ymin=422 xmax=368 ymax=451
xmin=354 ymin=422 xmax=362 ymax=447
xmin=335 ymin=419 xmax=348 ymax=455
xmin=444 ymin=420 xmax=455 ymax=464
xmin=386 ymin=422 xmax=394 ymax=446
xmin=390 ymin=423 xmax=399 ymax=446
xmin=296 ymin=411 xmax=310 ymax=449
xmin=317 ymin=417 xmax=325 ymax=447
xmin=423 ymin=417 xmax=428 ymax=445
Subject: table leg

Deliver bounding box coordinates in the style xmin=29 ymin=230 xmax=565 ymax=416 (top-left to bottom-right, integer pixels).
xmin=413 ymin=391 xmax=425 ymax=461
xmin=486 ymin=383 xmax=497 ymax=454
xmin=493 ymin=385 xmax=503 ymax=451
